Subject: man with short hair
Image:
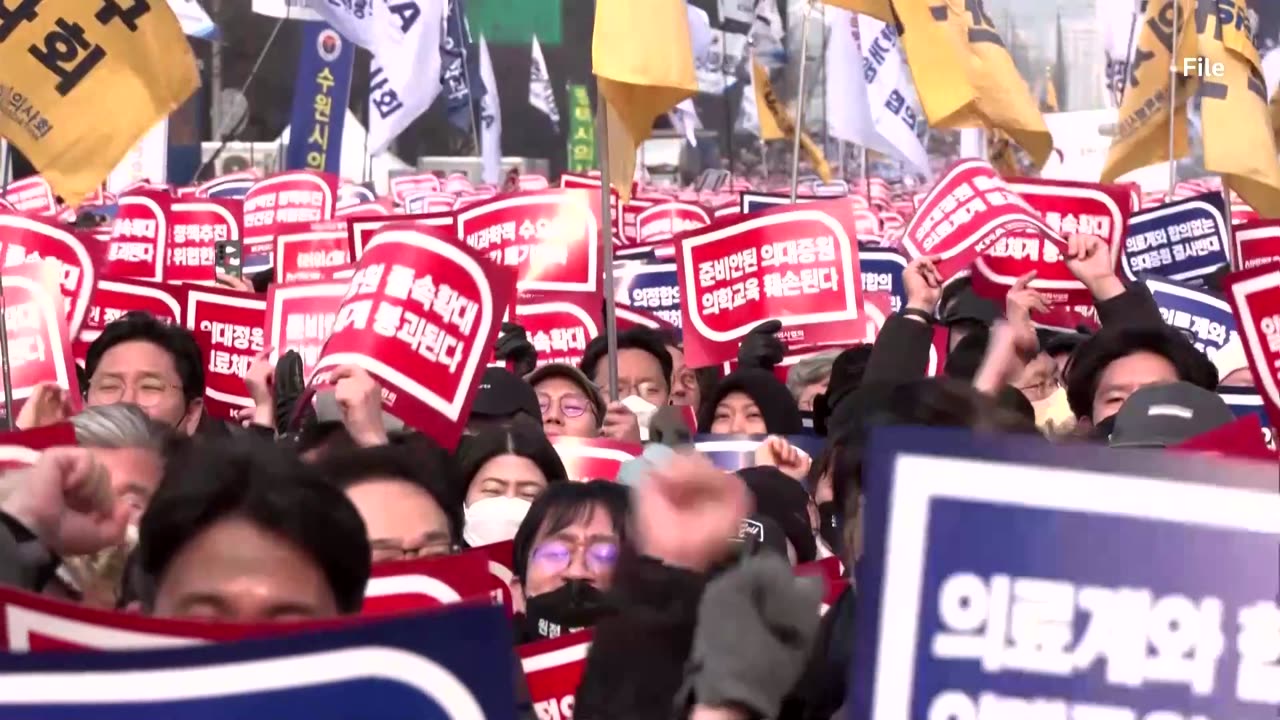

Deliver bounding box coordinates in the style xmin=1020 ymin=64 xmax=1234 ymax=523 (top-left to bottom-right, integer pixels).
xmin=580 ymin=327 xmax=673 ymax=406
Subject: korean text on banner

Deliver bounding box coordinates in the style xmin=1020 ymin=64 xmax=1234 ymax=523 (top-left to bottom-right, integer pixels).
xmin=1233 ymin=220 xmax=1280 ymax=271
xmin=266 ymin=280 xmax=344 ymax=378
xmin=519 ymin=631 xmax=593 ymax=717
xmin=851 ymin=426 xmax=1280 ymax=720
xmin=1 ymin=261 xmax=81 ymax=419
xmin=167 ymin=200 xmax=241 ymax=284
xmin=1 ymin=176 xmax=56 ymax=215
xmin=565 ymin=84 xmax=596 ymax=173
xmin=274 ymin=221 xmax=352 ymax=284
xmin=103 ymin=190 xmax=170 ymax=281
xmin=309 ymin=225 xmax=515 ymax=450
xmin=1121 ymin=193 xmax=1231 ymax=285
xmin=0 ymin=0 xmax=199 ymax=204
xmin=513 ymin=292 xmax=601 ymax=368
xmin=185 ymin=287 xmax=267 ymax=421
xmin=284 ymin=23 xmax=353 ymax=175
xmin=1143 ymin=276 xmax=1238 ymax=363
xmin=75 ymin=279 xmax=185 ymax=365
xmin=1225 ymin=263 xmax=1280 ymax=427
xmin=675 ymin=200 xmax=864 ymax=368
xmin=0 ymin=214 xmax=96 ymax=336
xmin=241 ymin=171 xmax=339 ymax=258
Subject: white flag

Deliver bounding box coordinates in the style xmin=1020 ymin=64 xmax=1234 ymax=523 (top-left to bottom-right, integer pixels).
xmin=669 ymin=98 xmax=701 ymax=147
xmin=478 ymin=36 xmax=502 ymax=185
xmin=168 ymin=0 xmax=219 ymax=39
xmin=1098 ymin=0 xmax=1141 ymax=109
xmin=255 ymin=0 xmax=320 ymax=20
xmin=825 ymin=8 xmax=930 ymax=176
xmin=362 ymin=0 xmax=448 ymax=154
xmin=529 ymin=35 xmax=561 ymax=132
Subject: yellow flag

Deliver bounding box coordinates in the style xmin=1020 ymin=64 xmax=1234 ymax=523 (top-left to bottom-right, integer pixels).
xmin=1100 ymin=0 xmax=1196 ymax=183
xmin=820 ymin=0 xmax=893 ymax=22
xmin=0 ymin=1 xmax=198 ymax=204
xmin=891 ymin=0 xmax=1051 ymax=168
xmin=1042 ymin=67 xmax=1059 ymax=113
xmin=1272 ymin=86 xmax=1280 ymax=148
xmin=592 ymin=0 xmax=698 ymax=202
xmin=988 ymin=130 xmax=1020 ymax=177
xmin=753 ymin=58 xmax=832 ymax=182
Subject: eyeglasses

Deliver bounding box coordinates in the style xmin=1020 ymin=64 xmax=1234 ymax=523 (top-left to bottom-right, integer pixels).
xmin=369 ymin=537 xmax=457 ymax=563
xmin=87 ymin=378 xmax=182 ymax=408
xmin=538 ymin=392 xmax=591 ymax=419
xmin=1017 ymin=377 xmax=1060 ymax=402
xmin=598 ymin=380 xmax=665 ymax=403
xmin=530 ymin=539 xmax=619 ymax=575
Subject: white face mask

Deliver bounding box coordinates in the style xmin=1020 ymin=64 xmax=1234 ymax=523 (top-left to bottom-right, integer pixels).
xmin=463 ymin=496 xmax=533 ymax=547
xmin=1032 ymin=386 xmax=1075 ymax=431
xmin=621 ymin=395 xmax=659 ymax=440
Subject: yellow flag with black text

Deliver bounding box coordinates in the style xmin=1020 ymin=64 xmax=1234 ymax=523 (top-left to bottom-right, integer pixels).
xmin=753 ymin=58 xmax=832 ymax=182
xmin=820 ymin=0 xmax=893 ymax=22
xmin=592 ymin=0 xmax=698 ymax=202
xmin=1100 ymin=0 xmax=1196 ymax=183
xmin=751 ymin=57 xmax=784 ymax=141
xmin=892 ymin=0 xmax=1051 ymax=168
xmin=0 ymin=1 xmax=198 ymax=204
xmin=1197 ymin=0 xmax=1280 ymax=218
xmin=1042 ymin=67 xmax=1059 ymax=113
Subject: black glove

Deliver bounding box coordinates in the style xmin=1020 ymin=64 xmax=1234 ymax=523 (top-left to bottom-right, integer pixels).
xmin=736 ymin=319 xmax=786 ymax=371
xmin=495 ymin=322 xmax=538 ymax=377
xmin=273 ymin=350 xmax=306 ymax=435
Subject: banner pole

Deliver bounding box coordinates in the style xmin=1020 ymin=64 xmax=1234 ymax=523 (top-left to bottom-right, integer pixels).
xmin=789 ymin=0 xmax=816 ymax=203
xmin=1165 ymin=0 xmax=1179 ymax=199
xmin=595 ymin=94 xmax=620 ymax=402
xmin=859 ymin=144 xmax=868 ymax=186
xmin=450 ymin=1 xmax=483 ymax=158
xmin=1 ymin=139 xmax=9 ymax=196
xmin=0 ymin=271 xmax=13 ymax=431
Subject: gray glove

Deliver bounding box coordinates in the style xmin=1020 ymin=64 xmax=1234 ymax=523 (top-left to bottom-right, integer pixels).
xmin=676 ymin=554 xmax=824 ymax=718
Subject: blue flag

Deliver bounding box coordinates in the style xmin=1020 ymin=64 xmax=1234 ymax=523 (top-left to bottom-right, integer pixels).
xmin=440 ymin=0 xmax=486 ymax=134
xmin=285 ymin=22 xmax=354 ymax=174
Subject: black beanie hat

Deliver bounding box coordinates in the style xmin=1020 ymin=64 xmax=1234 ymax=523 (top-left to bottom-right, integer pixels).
xmin=697 ymin=368 xmax=804 ymax=435
xmin=737 ymin=466 xmax=817 ymax=564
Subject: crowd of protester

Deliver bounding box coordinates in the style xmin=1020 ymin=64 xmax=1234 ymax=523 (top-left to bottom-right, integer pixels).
xmin=0 ymin=231 xmax=1255 ymax=719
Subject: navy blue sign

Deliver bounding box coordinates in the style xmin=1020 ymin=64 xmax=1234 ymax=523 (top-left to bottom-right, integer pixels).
xmin=285 ymin=22 xmax=354 ymax=174
xmin=1217 ymin=387 xmax=1275 ymax=448
xmin=613 ymin=259 xmax=681 ymax=332
xmin=0 ymin=605 xmax=516 ymax=719
xmin=1121 ymin=192 xmax=1230 ymax=284
xmin=202 ymin=178 xmax=254 ymax=200
xmin=851 ymin=427 xmax=1280 ymax=720
xmin=1142 ymin=276 xmax=1237 ymax=361
xmin=739 ymin=192 xmax=821 ymax=214
xmin=860 ymin=248 xmax=908 ymax=314
xmin=694 ymin=434 xmax=826 ymax=472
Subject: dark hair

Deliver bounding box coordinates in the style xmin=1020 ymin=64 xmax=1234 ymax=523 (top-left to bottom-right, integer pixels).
xmin=943 ymin=326 xmax=992 ymax=382
xmin=136 ymin=437 xmax=371 ymax=613
xmin=697 ymin=368 xmax=804 ymax=434
xmin=938 ymin=276 xmax=973 ymax=319
xmin=511 ymin=480 xmax=630 ymax=583
xmin=1064 ymin=325 xmax=1218 ymax=421
xmin=454 ymin=419 xmax=568 ymax=502
xmin=84 ymin=311 xmax=205 ymax=403
xmin=321 ymin=439 xmax=462 ymax=545
xmin=579 ymin=327 xmax=674 ymax=389
xmin=825 ymin=344 xmax=873 ymax=407
xmin=994 ymin=384 xmax=1036 ymax=424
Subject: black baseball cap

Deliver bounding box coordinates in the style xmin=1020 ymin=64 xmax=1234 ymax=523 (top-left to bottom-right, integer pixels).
xmin=470 ymin=367 xmax=541 ymax=420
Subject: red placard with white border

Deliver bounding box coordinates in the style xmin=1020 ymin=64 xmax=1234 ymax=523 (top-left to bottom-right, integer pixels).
xmin=404 ymin=192 xmax=458 ymax=215
xmin=166 ymin=199 xmax=241 ymax=284
xmin=518 ymin=630 xmax=593 ymax=717
xmin=1 ymin=262 xmax=82 ymax=420
xmin=455 ymin=190 xmax=601 ymax=295
xmin=334 ymin=199 xmax=395 ymax=218
xmin=550 ymin=437 xmax=642 ymax=482
xmin=102 ymin=191 xmax=170 ymax=281
xmin=0 ymin=214 xmax=96 ymax=336
xmin=900 ymin=160 xmax=1063 ymax=280
xmin=266 ymin=280 xmax=345 ymax=378
xmin=364 ymin=550 xmax=501 ymax=617
xmin=184 ymin=287 xmax=267 ymax=420
xmin=241 ymin=171 xmax=338 ymax=256
xmin=675 ymin=200 xmax=864 ymax=368
xmin=1233 ymin=220 xmax=1280 ymax=272
xmin=348 ymin=213 xmax=453 ymax=261
xmin=309 ymin=224 xmax=515 ymax=449
xmin=75 ymin=279 xmax=186 ymax=365
xmin=0 ymin=176 xmax=56 ymax=216
xmin=0 ymin=423 xmax=76 ymax=473
xmin=513 ymin=291 xmax=602 ymax=368
xmin=1225 ymin=264 xmax=1280 ymax=427
xmin=274 ymin=221 xmax=352 ymax=284
xmin=389 ymin=173 xmax=442 ymax=204
xmin=635 ymin=202 xmax=710 ymax=244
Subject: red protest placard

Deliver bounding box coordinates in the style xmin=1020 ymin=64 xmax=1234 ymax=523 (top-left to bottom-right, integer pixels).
xmin=1173 ymin=414 xmax=1275 ymax=461
xmin=335 ymin=200 xmax=395 ymax=218
xmin=1226 ymin=264 xmax=1280 ymax=426
xmin=102 ymin=191 xmax=170 ymax=281
xmin=348 ymin=213 xmax=454 ymax=261
xmin=795 ymin=556 xmax=846 ymax=613
xmin=0 ymin=215 xmax=97 ymax=336
xmin=389 ymin=173 xmax=442 ymax=204
xmin=471 ymin=540 xmax=517 ymax=607
xmin=75 ymin=279 xmax=186 ymax=365
xmin=185 ymin=287 xmax=267 ymax=420
xmin=0 ymin=423 xmax=76 ymax=472
xmin=404 ymin=192 xmax=459 ymax=215
xmin=850 ymin=208 xmax=881 ymax=236
xmin=1 ymin=262 xmax=82 ymax=419
xmin=518 ymin=631 xmax=594 ymax=716
xmin=1233 ymin=220 xmax=1280 ymax=272
xmin=455 ymin=190 xmax=601 ymax=295
xmin=310 ymin=225 xmax=515 ymax=449
xmin=513 ymin=291 xmax=601 ymax=368
xmin=0 ymin=176 xmax=56 ymax=215
xmin=274 ymin=221 xmax=352 ymax=284
xmin=364 ymin=551 xmax=499 ymax=617
xmin=165 ymin=199 xmax=242 ymax=284
xmin=266 ymin=280 xmax=345 ymax=378
xmin=551 ymin=437 xmax=642 ymax=482
xmin=241 ymin=171 xmax=339 ymax=256
xmin=900 ymin=160 xmax=1061 ymax=280
xmin=635 ymin=202 xmax=710 ymax=244
xmin=675 ymin=200 xmax=864 ymax=368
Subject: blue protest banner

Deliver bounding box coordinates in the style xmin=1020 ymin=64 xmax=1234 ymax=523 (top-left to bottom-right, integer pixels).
xmin=441 ymin=0 xmax=485 ymax=134
xmin=0 ymin=605 xmax=516 ymax=719
xmin=740 ymin=192 xmax=819 ymax=215
xmin=284 ymin=22 xmax=354 ymax=174
xmin=860 ymin=248 xmax=908 ymax=314
xmin=694 ymin=434 xmax=825 ymax=472
xmin=851 ymin=426 xmax=1280 ymax=720
xmin=613 ymin=259 xmax=682 ymax=332
xmin=202 ymin=178 xmax=254 ymax=200
xmin=1142 ymin=276 xmax=1238 ymax=361
xmin=1121 ymin=192 xmax=1230 ymax=284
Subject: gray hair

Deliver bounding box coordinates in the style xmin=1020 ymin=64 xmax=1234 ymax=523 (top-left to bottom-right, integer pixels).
xmin=70 ymin=403 xmax=172 ymax=452
xmin=785 ymin=351 xmax=841 ymax=399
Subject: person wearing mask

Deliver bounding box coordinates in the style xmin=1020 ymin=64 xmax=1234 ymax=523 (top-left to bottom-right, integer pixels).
xmin=321 ymin=440 xmax=460 ymax=563
xmin=454 ymin=421 xmax=568 ymax=547
xmin=785 ymin=352 xmax=840 ymax=412
xmin=134 ymin=437 xmax=371 ymax=621
xmin=580 ymin=327 xmax=673 ymax=407
xmin=699 ymin=369 xmax=805 ymax=435
xmin=526 ymin=364 xmax=642 ymax=441
xmin=510 ymin=481 xmax=629 ymax=642
xmin=20 ymin=312 xmax=206 ymax=435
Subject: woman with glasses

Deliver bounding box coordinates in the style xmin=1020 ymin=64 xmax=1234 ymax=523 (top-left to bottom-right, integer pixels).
xmin=510 ymin=480 xmax=629 ymax=643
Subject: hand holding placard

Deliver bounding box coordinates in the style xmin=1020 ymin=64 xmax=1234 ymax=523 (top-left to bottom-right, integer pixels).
xmin=1064 ymin=234 xmax=1124 ymax=302
xmin=1 ymin=447 xmax=130 ymax=557
xmin=903 ymin=254 xmax=943 ymax=317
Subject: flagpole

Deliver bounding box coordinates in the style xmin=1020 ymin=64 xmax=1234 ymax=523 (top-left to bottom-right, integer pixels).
xmin=595 ymin=97 xmax=620 ymax=401
xmin=789 ymin=0 xmax=816 ymax=203
xmin=1165 ymin=0 xmax=1179 ymax=199
xmin=0 ymin=271 xmax=12 ymax=430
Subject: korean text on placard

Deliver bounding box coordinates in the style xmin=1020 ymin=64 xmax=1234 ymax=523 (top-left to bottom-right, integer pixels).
xmin=307 ymin=67 xmax=336 ymax=170
xmin=2 ymin=301 xmax=48 ymax=366
xmin=201 ymin=319 xmax=265 ymax=379
xmin=244 ymin=190 xmax=326 ymax=229
xmin=1127 ymin=218 xmax=1223 ymax=275
xmin=914 ymin=177 xmax=1031 ymax=253
xmin=170 ymin=222 xmax=225 ymax=269
xmin=529 ymin=325 xmax=588 ymax=367
xmin=284 ymin=311 xmax=336 ymax=369
xmin=697 ymin=236 xmax=839 ymax=320
xmin=464 ymin=218 xmax=572 ymax=270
